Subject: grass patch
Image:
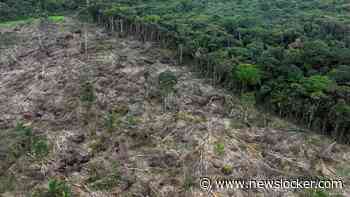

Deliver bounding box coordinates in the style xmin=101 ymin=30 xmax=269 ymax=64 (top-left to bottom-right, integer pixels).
xmin=9 ymin=122 xmax=50 ymax=159
xmin=0 ymin=18 xmax=35 ymax=28
xmin=125 ymin=115 xmax=142 ymax=128
xmin=221 ymin=165 xmax=233 ymax=175
xmin=0 ymin=175 xmax=16 ymax=193
xmin=80 ymin=81 xmax=96 ymax=106
xmin=87 ymin=161 xmax=121 ymax=191
xmin=183 ymin=174 xmax=195 ymax=191
xmin=48 ymin=16 xmax=65 ymax=23
xmin=336 ymin=166 xmax=350 ymax=177
xmin=0 ymin=15 xmax=64 ymax=28
xmin=214 ymin=142 xmax=225 ymax=155
xmin=32 ymin=179 xmax=72 ymax=197
xmin=105 ymin=111 xmax=121 ymax=133
xmin=303 ymin=189 xmax=329 ymax=197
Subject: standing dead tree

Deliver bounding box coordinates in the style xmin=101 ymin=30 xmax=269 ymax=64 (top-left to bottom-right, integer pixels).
xmin=159 ymin=70 xmax=178 ymax=113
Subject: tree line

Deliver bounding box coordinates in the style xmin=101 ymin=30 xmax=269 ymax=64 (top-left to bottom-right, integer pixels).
xmin=0 ymin=0 xmax=86 ymax=21
xmin=89 ymin=0 xmax=350 ymax=143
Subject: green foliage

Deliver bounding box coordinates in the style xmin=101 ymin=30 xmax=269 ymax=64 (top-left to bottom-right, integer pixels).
xmin=302 ymin=75 xmax=333 ymax=94
xmin=47 ymin=179 xmax=72 ymax=197
xmin=332 ymin=101 xmax=350 ymax=125
xmin=0 ymin=15 xmax=63 ymax=28
xmin=80 ymin=81 xmax=96 ymax=104
xmin=214 ymin=142 xmax=225 ymax=155
xmin=104 ymin=111 xmax=121 ymax=133
xmin=32 ymin=179 xmax=72 ymax=197
xmin=302 ymin=40 xmax=331 ymax=66
xmin=48 ymin=15 xmax=64 ymax=22
xmin=221 ymin=165 xmax=233 ymax=175
xmin=15 ymin=122 xmax=33 ymax=137
xmin=142 ymin=15 xmax=161 ymax=23
xmin=303 ymin=189 xmax=330 ymax=197
xmin=125 ymin=115 xmax=140 ymax=127
xmin=235 ymin=64 xmax=261 ymax=85
xmin=0 ymin=0 xmax=82 ymax=22
xmin=88 ymin=161 xmax=121 ymax=191
xmin=183 ymin=174 xmax=195 ymax=191
xmin=336 ymin=166 xmax=350 ymax=177
xmin=159 ymin=70 xmax=177 ymax=96
xmin=240 ymin=92 xmax=256 ymax=106
xmin=104 ymin=4 xmax=134 ymax=17
xmin=0 ymin=18 xmax=35 ymax=27
xmin=13 ymin=122 xmax=50 ymax=159
xmin=279 ymin=65 xmax=304 ymax=82
xmin=0 ymin=175 xmax=16 ymax=193
xmin=234 ymin=64 xmax=261 ymax=91
xmin=31 ymin=137 xmax=49 ymax=158
xmin=328 ymin=65 xmax=350 ymax=84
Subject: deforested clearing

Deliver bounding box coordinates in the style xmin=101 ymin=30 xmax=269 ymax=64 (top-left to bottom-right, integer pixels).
xmin=0 ymin=1 xmax=350 ymax=196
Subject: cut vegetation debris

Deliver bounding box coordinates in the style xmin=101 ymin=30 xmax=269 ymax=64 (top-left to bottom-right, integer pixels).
xmin=0 ymin=16 xmax=349 ymax=197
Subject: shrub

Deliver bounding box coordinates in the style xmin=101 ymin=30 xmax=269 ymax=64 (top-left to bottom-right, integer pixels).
xmin=47 ymin=179 xmax=72 ymax=197
xmin=159 ymin=70 xmax=177 ymax=96
xmin=31 ymin=137 xmax=49 ymax=158
xmin=13 ymin=122 xmax=50 ymax=159
xmin=214 ymin=143 xmax=225 ymax=155
xmin=221 ymin=165 xmax=233 ymax=175
xmin=302 ymin=75 xmax=333 ymax=94
xmin=80 ymin=81 xmax=96 ymax=104
xmin=234 ymin=64 xmax=261 ymax=92
xmin=104 ymin=111 xmax=121 ymax=133
xmin=48 ymin=15 xmax=65 ymax=23
xmin=88 ymin=161 xmax=121 ymax=191
xmin=143 ymin=15 xmax=161 ymax=23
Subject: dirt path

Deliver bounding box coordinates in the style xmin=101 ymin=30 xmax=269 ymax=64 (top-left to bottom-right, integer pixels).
xmin=0 ymin=17 xmax=349 ymax=197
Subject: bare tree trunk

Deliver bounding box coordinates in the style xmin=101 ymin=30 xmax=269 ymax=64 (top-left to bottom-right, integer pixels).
xmin=84 ymin=0 xmax=89 ymax=58
xmin=111 ymin=17 xmax=114 ymax=32
xmin=179 ymin=44 xmax=183 ymax=65
xmin=120 ymin=20 xmax=124 ymax=35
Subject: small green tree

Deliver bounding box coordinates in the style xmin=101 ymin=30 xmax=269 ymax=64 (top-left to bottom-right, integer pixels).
xmin=331 ymin=100 xmax=350 ymax=140
xmin=302 ymin=40 xmax=331 ymax=67
xmin=142 ymin=15 xmax=161 ymax=23
xmin=31 ymin=137 xmax=49 ymax=158
xmin=234 ymin=63 xmax=261 ymax=92
xmin=159 ymin=70 xmax=177 ymax=96
xmin=80 ymin=81 xmax=96 ymax=104
xmin=328 ymin=65 xmax=350 ymax=84
xmin=47 ymin=179 xmax=72 ymax=197
xmin=240 ymin=92 xmax=256 ymax=124
xmin=302 ymin=75 xmax=333 ymax=94
xmin=159 ymin=70 xmax=177 ymax=112
xmin=302 ymin=75 xmax=333 ymax=128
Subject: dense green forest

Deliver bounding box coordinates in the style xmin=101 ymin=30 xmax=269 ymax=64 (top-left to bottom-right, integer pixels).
xmin=0 ymin=0 xmax=85 ymax=21
xmin=1 ymin=0 xmax=350 ymax=143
